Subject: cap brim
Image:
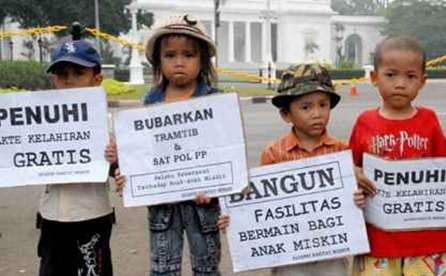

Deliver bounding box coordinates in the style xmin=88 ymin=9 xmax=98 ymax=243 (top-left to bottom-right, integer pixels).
xmin=272 ymin=90 xmax=341 ymax=109
xmin=46 ymin=57 xmax=97 ymax=73
xmin=145 ymin=28 xmax=216 ymax=63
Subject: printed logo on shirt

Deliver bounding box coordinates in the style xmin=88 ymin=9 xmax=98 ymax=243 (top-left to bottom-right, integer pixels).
xmin=370 ymin=131 xmax=428 ymax=156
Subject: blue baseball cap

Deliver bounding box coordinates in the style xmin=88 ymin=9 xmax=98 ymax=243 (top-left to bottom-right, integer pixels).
xmin=46 ymin=40 xmax=101 ymax=73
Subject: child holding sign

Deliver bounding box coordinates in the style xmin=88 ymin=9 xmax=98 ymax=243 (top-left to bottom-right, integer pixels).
xmin=115 ymin=14 xmax=222 ymax=275
xmin=350 ymin=36 xmax=446 ymax=275
xmin=38 ymin=39 xmax=117 ymax=276
xmin=219 ymin=63 xmax=365 ymax=275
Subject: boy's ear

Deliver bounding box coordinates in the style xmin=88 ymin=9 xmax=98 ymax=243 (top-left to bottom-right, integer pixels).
xmin=50 ymin=74 xmax=61 ymax=87
xmin=280 ymin=109 xmax=291 ymax=123
xmin=421 ymin=73 xmax=427 ymax=86
xmin=370 ymin=70 xmax=378 ymax=85
xmin=94 ymin=73 xmax=104 ymax=86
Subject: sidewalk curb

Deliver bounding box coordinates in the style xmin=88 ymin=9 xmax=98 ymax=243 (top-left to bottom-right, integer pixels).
xmin=108 ymin=96 xmax=272 ymax=108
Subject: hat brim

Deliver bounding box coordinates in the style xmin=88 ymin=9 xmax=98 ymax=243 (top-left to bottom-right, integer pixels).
xmin=145 ymin=28 xmax=216 ymax=63
xmin=46 ymin=57 xmax=97 ymax=73
xmin=272 ymin=89 xmax=341 ymax=109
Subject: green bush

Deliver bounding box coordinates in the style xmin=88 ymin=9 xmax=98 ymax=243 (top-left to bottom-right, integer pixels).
xmin=426 ymin=68 xmax=446 ymax=79
xmin=0 ymin=61 xmax=51 ymax=90
xmin=102 ymin=79 xmax=136 ymax=96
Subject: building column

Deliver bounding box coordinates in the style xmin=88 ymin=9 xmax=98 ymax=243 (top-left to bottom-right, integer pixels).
xmin=228 ymin=20 xmax=235 ymax=63
xmin=245 ymin=21 xmax=252 ymax=62
xmin=261 ymin=20 xmax=267 ymax=63
xmin=129 ymin=8 xmax=144 ymax=84
xmin=210 ymin=20 xmax=216 ymax=43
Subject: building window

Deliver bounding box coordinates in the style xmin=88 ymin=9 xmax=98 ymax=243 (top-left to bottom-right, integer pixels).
xmin=251 ymin=22 xmax=262 ymax=63
xmin=303 ymin=29 xmax=319 ymax=60
xmin=345 ymin=34 xmax=363 ymax=66
xmin=234 ymin=22 xmax=245 ymax=62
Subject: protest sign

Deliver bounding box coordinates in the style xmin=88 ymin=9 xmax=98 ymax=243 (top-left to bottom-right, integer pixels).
xmin=0 ymin=87 xmax=109 ymax=187
xmin=220 ymin=150 xmax=369 ymax=272
xmin=364 ymin=154 xmax=446 ymax=230
xmin=114 ymin=93 xmax=248 ymax=207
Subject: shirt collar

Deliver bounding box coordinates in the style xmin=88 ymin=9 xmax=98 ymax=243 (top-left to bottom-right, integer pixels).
xmin=284 ymin=127 xmax=337 ymax=152
xmin=143 ymin=81 xmax=210 ymax=104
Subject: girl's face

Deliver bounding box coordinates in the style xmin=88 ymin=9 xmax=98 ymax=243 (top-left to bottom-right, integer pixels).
xmin=160 ymin=35 xmax=201 ymax=89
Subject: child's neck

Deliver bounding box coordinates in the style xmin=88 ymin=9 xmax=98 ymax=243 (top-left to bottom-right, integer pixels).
xmin=379 ymin=104 xmax=417 ymax=120
xmin=293 ymin=128 xmax=324 ymax=152
xmin=165 ymin=81 xmax=198 ymax=99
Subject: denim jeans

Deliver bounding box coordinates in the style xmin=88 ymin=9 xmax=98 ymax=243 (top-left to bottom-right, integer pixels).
xmin=148 ymin=200 xmax=221 ymax=276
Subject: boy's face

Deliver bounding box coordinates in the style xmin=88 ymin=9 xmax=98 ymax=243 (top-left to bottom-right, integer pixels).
xmin=371 ymin=49 xmax=426 ymax=112
xmin=51 ymin=63 xmax=102 ymax=89
xmin=160 ymin=36 xmax=201 ymax=89
xmin=281 ymin=92 xmax=331 ymax=140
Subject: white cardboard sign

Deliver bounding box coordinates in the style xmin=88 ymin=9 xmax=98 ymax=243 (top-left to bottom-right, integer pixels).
xmin=0 ymin=87 xmax=109 ymax=187
xmin=220 ymin=150 xmax=369 ymax=272
xmin=115 ymin=93 xmax=249 ymax=207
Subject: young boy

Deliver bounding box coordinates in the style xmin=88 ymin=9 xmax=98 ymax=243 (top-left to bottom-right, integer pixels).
xmin=351 ymin=36 xmax=446 ymax=275
xmin=219 ymin=63 xmax=364 ymax=275
xmin=38 ymin=39 xmax=117 ymax=276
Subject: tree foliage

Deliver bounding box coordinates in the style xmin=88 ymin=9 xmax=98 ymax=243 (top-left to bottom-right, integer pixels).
xmin=383 ymin=0 xmax=446 ymax=59
xmin=0 ymin=0 xmax=153 ymax=36
xmin=332 ymin=0 xmax=388 ymax=15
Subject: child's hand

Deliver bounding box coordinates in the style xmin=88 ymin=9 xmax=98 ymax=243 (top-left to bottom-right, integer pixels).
xmin=114 ymin=168 xmax=126 ymax=196
xmin=355 ymin=166 xmax=377 ymax=197
xmin=353 ymin=188 xmax=366 ymax=209
xmin=194 ymin=192 xmax=211 ymax=205
xmin=217 ymin=214 xmax=230 ymax=233
xmin=105 ymin=136 xmax=118 ymax=164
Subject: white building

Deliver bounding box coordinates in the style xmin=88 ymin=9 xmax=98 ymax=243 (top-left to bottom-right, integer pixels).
xmin=127 ymin=0 xmax=386 ymax=71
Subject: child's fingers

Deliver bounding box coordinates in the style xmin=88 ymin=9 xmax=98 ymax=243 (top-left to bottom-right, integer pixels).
xmin=114 ymin=169 xmax=126 ymax=196
xmin=194 ymin=193 xmax=211 ymax=205
xmin=105 ymin=141 xmax=118 ymax=163
xmin=353 ymin=189 xmax=366 ymax=209
xmin=359 ymin=178 xmax=377 ymax=196
xmin=354 ymin=167 xmax=377 ymax=196
xmin=217 ymin=214 xmax=230 ymax=232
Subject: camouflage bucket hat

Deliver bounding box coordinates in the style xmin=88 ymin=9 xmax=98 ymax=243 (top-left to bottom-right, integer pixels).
xmin=271 ymin=63 xmax=341 ymax=109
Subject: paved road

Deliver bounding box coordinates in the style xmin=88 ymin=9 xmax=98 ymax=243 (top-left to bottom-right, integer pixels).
xmin=1 ymin=81 xmax=446 ymax=275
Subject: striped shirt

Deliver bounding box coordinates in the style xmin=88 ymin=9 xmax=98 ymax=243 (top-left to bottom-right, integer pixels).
xmin=260 ymin=128 xmax=348 ymax=165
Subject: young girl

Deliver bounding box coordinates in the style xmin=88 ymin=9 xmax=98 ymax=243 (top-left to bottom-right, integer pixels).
xmin=116 ymin=14 xmax=221 ymax=275
xmin=351 ymin=36 xmax=446 ymax=275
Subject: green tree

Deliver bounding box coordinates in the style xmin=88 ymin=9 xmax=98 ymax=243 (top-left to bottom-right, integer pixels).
xmin=332 ymin=0 xmax=388 ymax=15
xmin=0 ymin=0 xmax=154 ymax=36
xmin=383 ymin=0 xmax=446 ymax=59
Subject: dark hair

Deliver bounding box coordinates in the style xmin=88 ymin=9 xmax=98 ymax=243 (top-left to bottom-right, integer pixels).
xmin=373 ymin=36 xmax=426 ymax=72
xmin=278 ymin=92 xmax=334 ymax=114
xmin=51 ymin=62 xmax=101 ymax=76
xmin=151 ymin=34 xmax=217 ymax=88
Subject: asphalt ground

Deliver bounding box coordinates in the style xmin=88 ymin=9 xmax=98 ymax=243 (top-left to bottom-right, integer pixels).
xmin=1 ymin=81 xmax=446 ymax=275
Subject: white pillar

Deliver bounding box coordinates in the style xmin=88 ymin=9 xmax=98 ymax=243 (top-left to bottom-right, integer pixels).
xmin=211 ymin=20 xmax=216 ymax=43
xmin=129 ymin=8 xmax=144 ymax=84
xmin=228 ymin=21 xmax=235 ymax=63
xmin=245 ymin=21 xmax=252 ymax=62
xmin=261 ymin=20 xmax=267 ymax=63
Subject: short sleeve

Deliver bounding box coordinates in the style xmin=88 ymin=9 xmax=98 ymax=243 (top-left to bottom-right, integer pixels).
xmin=349 ymin=119 xmax=364 ymax=167
xmin=429 ymin=112 xmax=446 ymax=157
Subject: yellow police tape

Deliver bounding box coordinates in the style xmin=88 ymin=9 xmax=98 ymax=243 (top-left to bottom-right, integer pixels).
xmin=1 ymin=25 xmax=445 ymax=86
xmin=85 ymin=28 xmax=145 ymax=51
xmin=0 ymin=25 xmax=67 ymax=38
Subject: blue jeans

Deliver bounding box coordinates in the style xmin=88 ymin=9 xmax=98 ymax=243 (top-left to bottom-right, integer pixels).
xmin=148 ymin=200 xmax=221 ymax=276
